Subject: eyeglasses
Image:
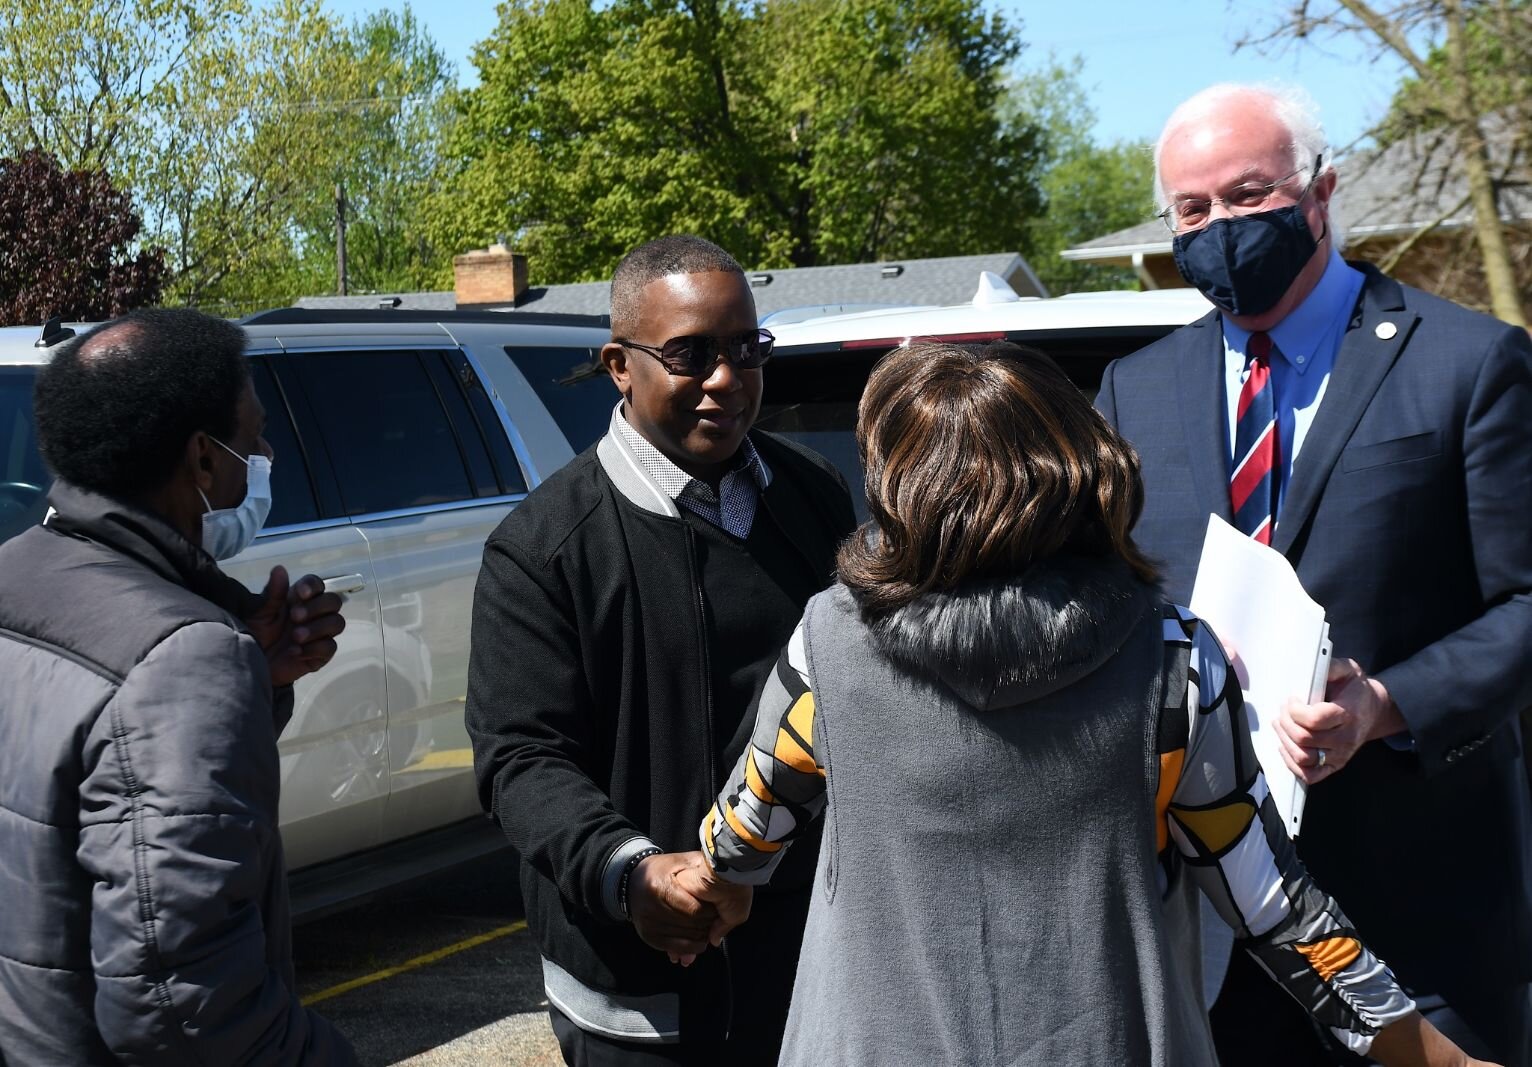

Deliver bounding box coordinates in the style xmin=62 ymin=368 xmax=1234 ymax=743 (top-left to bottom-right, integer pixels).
xmin=616 ymin=328 xmax=775 ymax=377
xmin=1157 ymin=155 xmax=1322 ymax=233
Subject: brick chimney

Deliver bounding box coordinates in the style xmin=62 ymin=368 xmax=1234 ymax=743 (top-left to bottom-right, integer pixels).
xmin=453 ymin=242 xmax=528 ymax=306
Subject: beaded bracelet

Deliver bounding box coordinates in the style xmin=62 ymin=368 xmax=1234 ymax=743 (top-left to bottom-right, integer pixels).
xmin=618 ymin=846 xmax=663 ymax=920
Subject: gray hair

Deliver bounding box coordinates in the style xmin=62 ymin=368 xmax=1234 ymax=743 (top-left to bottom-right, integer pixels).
xmin=1152 ymin=82 xmax=1333 ymax=209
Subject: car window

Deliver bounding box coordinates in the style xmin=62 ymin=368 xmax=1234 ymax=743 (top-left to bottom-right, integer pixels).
xmin=293 ymin=350 xmax=475 ymax=516
xmin=755 ymin=399 xmax=868 ymax=523
xmin=421 ymin=353 xmax=501 ymax=499
xmin=0 ymin=366 xmax=49 ymax=546
xmin=502 ymin=346 xmax=616 ymax=455
xmin=249 ymin=358 xmax=320 ymax=528
xmin=758 ymin=349 xmax=882 ymax=524
xmin=759 ymin=332 xmax=1172 ymax=524
xmin=440 ymin=350 xmax=528 ymax=496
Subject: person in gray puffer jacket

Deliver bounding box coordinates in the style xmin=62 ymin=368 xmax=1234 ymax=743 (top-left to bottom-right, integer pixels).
xmin=684 ymin=341 xmax=1494 ymax=1067
xmin=0 ymin=309 xmax=354 ymax=1065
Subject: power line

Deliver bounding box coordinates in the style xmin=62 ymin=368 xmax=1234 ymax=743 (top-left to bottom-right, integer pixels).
xmin=0 ymin=94 xmax=443 ymax=123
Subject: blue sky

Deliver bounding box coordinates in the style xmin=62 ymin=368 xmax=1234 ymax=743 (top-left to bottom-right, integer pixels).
xmin=995 ymin=0 xmax=1408 ymax=152
xmin=319 ymin=0 xmax=1411 ymax=153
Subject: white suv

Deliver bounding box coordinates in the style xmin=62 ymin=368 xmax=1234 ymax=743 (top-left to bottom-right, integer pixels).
xmin=0 ymin=308 xmax=625 ymax=914
xmin=753 ymin=282 xmax=1213 ymax=518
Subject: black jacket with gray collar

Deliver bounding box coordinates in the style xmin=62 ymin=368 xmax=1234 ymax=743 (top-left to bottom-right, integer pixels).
xmin=465 ymin=426 xmax=854 ymax=1043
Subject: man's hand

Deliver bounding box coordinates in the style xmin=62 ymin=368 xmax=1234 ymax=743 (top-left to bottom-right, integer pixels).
xmin=627 ymin=851 xmax=720 ymax=962
xmin=245 ymin=566 xmax=347 ymax=688
xmin=1274 ymin=657 xmax=1407 ymax=784
xmin=671 ymin=853 xmax=753 ymax=961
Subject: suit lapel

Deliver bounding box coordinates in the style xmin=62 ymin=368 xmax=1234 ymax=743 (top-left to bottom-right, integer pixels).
xmin=1176 ymin=311 xmax=1235 ymax=525
xmin=1272 ymin=268 xmax=1416 ymax=556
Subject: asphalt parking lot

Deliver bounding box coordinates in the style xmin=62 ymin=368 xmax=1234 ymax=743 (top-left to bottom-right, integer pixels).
xmin=293 ymin=852 xmax=562 ymax=1065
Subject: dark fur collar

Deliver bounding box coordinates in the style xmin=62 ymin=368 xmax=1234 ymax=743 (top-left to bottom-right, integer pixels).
xmin=865 ymin=555 xmax=1156 ymax=710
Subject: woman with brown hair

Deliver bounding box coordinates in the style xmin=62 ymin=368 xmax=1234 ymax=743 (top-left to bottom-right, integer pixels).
xmin=685 ymin=342 xmax=1494 ymax=1067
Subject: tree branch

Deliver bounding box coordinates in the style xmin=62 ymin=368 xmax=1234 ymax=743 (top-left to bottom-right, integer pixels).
xmin=1334 ymin=0 xmax=1432 ymax=77
xmin=1376 ymin=192 xmax=1470 ymax=272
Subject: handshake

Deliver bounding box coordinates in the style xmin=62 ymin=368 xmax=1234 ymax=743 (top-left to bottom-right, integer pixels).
xmin=627 ymin=851 xmax=753 ymax=967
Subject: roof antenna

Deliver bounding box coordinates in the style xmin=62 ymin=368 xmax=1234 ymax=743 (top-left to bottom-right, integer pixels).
xmin=971 ymin=271 xmax=1021 ymax=305
xmin=35 ymin=316 xmax=76 ymax=348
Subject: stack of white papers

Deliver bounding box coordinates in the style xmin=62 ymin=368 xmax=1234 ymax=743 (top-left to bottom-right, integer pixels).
xmin=1188 ymin=515 xmax=1331 ymax=837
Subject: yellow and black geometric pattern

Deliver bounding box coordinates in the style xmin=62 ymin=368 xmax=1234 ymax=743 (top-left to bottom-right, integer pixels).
xmin=1159 ymin=608 xmax=1413 ymax=1054
xmin=702 ymin=631 xmax=826 ymax=884
xmin=702 ymin=607 xmax=1414 ymax=1054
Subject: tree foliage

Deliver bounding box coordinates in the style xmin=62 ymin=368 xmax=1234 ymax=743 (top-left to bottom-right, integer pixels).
xmin=1242 ymin=0 xmax=1529 ymax=325
xmin=323 ymin=11 xmax=455 ymax=295
xmin=0 ymin=149 xmax=166 ymax=323
xmin=1379 ymin=0 xmax=1531 ymax=140
xmin=422 ymin=0 xmax=1046 ymax=284
xmin=191 ymin=7 xmax=456 ymax=309
xmin=1005 ymin=57 xmax=1155 ymax=293
xmin=0 ymin=0 xmax=454 ymax=313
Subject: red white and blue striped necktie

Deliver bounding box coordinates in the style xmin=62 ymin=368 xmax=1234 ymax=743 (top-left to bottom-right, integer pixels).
xmin=1231 ymin=331 xmax=1280 ymax=545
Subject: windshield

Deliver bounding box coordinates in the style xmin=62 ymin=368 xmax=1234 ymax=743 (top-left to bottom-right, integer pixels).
xmin=754 ymin=399 xmax=868 ymax=523
xmin=0 ymin=366 xmax=51 ymax=546
xmin=757 ymin=333 xmax=1165 ymax=527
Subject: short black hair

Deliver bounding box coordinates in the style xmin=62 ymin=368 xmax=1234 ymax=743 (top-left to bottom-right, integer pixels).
xmin=34 ymin=308 xmax=249 ymax=500
xmin=610 ymin=235 xmax=746 ymax=336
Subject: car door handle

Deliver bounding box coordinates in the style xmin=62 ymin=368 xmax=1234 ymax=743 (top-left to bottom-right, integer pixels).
xmin=322 ymin=573 xmax=368 ymax=595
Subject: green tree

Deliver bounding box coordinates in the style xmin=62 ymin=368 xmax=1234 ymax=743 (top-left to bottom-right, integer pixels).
xmin=149 ymin=0 xmax=366 ymax=309
xmin=326 ymin=9 xmax=456 ymax=296
xmin=1005 ymin=57 xmax=1154 ymax=294
xmin=193 ymin=7 xmax=457 ymax=308
xmin=1381 ymin=0 xmax=1531 ymax=139
xmin=1028 ymin=142 xmax=1155 ymax=293
xmin=0 ymin=0 xmax=453 ymax=313
xmin=1 ymin=0 xmax=340 ymax=306
xmin=422 ymin=0 xmax=1046 ymax=284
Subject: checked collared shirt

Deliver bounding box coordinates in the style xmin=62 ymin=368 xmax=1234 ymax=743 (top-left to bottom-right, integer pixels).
xmin=614 ymin=407 xmax=772 ymax=540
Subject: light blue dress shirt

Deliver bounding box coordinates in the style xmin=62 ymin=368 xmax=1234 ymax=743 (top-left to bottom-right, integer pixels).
xmin=1222 ymin=248 xmax=1365 ymax=515
xmin=1220 ymin=252 xmax=1414 ymax=746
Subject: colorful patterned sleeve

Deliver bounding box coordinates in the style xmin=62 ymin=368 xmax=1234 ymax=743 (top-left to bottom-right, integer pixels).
xmin=1161 ymin=607 xmax=1415 ymax=1056
xmin=701 ymin=623 xmax=826 ymax=885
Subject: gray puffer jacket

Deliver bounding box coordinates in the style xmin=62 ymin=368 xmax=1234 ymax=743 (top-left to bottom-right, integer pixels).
xmin=0 ymin=481 xmax=353 ymax=1066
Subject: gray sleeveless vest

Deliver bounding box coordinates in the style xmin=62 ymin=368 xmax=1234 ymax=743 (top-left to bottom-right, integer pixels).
xmin=780 ymin=559 xmax=1217 ymax=1066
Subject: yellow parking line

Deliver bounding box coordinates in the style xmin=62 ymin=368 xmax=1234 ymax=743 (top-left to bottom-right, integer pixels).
xmin=301 ymin=920 xmax=529 ymax=1007
xmin=399 ymin=748 xmax=475 ymax=773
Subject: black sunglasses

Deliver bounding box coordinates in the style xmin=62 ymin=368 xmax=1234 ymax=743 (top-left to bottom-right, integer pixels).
xmin=616 ymin=328 xmax=775 ymax=377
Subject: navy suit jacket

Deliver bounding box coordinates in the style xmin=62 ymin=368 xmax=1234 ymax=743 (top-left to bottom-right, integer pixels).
xmin=1099 ymin=264 xmax=1532 ymax=995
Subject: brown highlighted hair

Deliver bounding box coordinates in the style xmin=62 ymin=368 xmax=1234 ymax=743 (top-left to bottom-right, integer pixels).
xmin=838 ymin=341 xmax=1158 ymax=616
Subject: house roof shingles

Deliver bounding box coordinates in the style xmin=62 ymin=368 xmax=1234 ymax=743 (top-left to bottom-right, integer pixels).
xmin=295 ymin=252 xmax=1044 ymax=317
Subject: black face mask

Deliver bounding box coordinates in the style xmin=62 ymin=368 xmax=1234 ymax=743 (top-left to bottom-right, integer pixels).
xmin=1171 ymin=203 xmax=1321 ymax=317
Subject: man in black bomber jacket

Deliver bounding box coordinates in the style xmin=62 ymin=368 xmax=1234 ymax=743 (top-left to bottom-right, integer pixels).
xmin=466 ymin=235 xmax=855 ymax=1065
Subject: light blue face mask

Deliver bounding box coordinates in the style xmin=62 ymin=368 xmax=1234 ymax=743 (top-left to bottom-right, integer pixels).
xmin=198 ymin=436 xmax=273 ymax=561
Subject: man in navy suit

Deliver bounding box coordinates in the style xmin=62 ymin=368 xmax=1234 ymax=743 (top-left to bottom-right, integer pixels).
xmin=1099 ymin=83 xmax=1532 ymax=1066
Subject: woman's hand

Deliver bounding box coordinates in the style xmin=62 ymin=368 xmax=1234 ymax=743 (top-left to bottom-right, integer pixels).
xmin=666 ymin=853 xmax=753 ymax=966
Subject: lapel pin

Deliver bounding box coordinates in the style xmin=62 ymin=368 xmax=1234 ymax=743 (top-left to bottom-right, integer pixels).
xmin=1375 ymin=321 xmax=1398 ymax=340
